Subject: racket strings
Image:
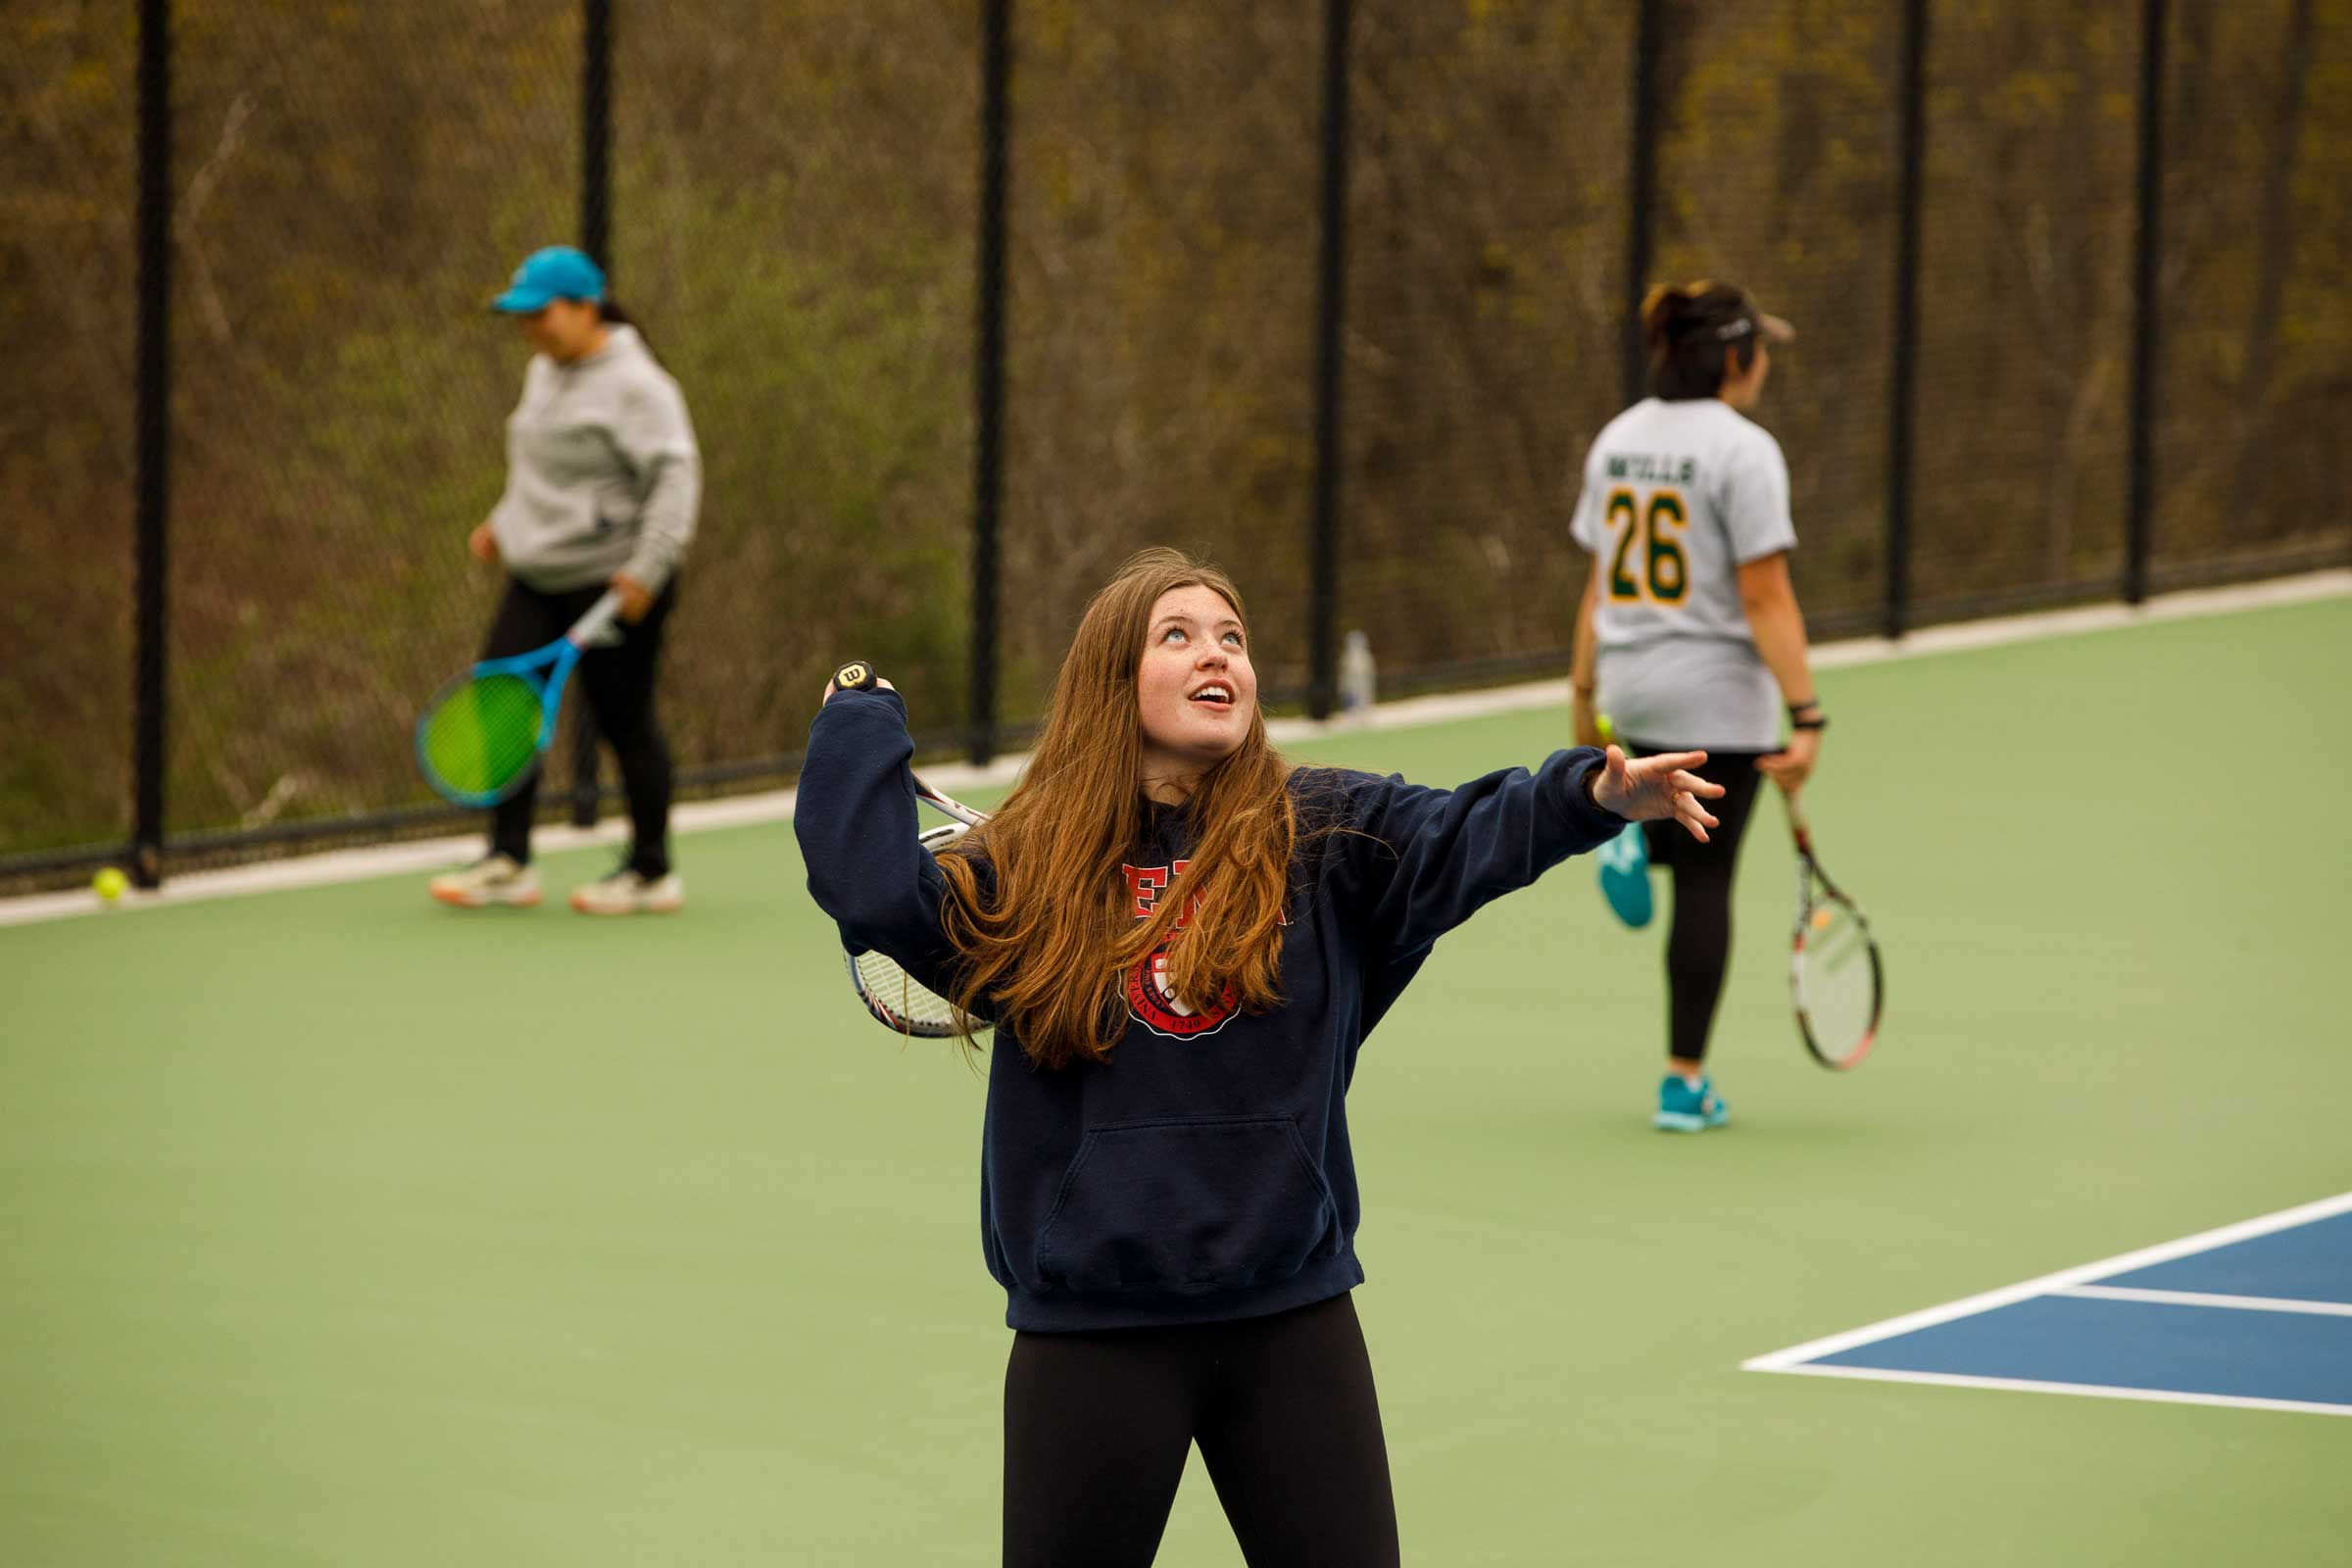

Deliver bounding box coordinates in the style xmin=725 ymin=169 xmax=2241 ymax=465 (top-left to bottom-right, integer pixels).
xmin=837 ymin=801 xmax=996 ymax=1040
xmin=851 ymin=948 xmax=974 ymax=1037
xmin=1795 ymin=899 xmax=1879 ymax=1065
xmin=419 ymin=672 xmax=544 ymax=799
xmin=1812 ymin=909 xmax=1870 ymax=969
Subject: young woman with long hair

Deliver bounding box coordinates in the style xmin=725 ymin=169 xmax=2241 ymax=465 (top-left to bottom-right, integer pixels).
xmin=1567 ymin=280 xmax=1826 ymax=1131
xmin=799 ymin=548 xmax=1724 ymax=1563
xmin=428 ymin=245 xmax=701 ymax=915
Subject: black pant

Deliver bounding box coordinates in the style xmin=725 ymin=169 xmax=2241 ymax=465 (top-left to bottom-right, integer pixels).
xmin=1627 ymin=740 xmax=1768 ymax=1065
xmin=1003 ymin=1293 xmax=1399 ymax=1567
xmin=480 ymin=575 xmax=677 ymax=878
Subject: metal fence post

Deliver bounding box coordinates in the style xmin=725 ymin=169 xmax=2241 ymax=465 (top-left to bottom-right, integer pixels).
xmin=969 ymin=0 xmax=1010 ymax=764
xmin=581 ymin=0 xmax=612 ymax=266
xmin=570 ymin=0 xmax=614 ymax=826
xmin=1306 ymin=0 xmax=1353 ymax=721
xmin=2124 ymin=0 xmax=2167 ymax=605
xmin=1622 ymin=0 xmax=1661 ymax=409
xmin=132 ymin=0 xmax=173 ymax=888
xmin=1885 ymin=0 xmax=1928 ymax=639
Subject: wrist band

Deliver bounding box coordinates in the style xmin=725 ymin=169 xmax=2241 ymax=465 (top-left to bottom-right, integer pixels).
xmin=1787 ymin=698 xmax=1821 ymax=718
xmin=1791 ymin=714 xmax=1828 ymax=732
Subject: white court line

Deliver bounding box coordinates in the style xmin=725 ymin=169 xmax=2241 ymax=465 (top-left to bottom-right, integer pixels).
xmin=1756 ymin=1363 xmax=2352 ymax=1420
xmin=2056 ymin=1285 xmax=2352 ymax=1318
xmin=1298 ymin=565 xmax=2352 ymax=735
xmin=1741 ymin=1190 xmax=2352 ymax=1374
xmin=6 ymin=567 xmax=2348 ymax=930
xmin=1807 ymin=567 xmax=2352 ymax=671
xmin=0 ymin=751 xmax=1030 ymax=930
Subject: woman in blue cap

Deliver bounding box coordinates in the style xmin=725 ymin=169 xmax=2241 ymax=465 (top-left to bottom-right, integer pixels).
xmin=429 ymin=246 xmax=703 ymax=915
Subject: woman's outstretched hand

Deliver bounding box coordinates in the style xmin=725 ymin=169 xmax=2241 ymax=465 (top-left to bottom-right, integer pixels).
xmin=1590 ymin=746 xmax=1726 ymax=842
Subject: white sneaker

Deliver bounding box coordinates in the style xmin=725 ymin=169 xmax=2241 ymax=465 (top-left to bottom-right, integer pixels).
xmin=568 ymin=868 xmax=685 ymax=915
xmin=429 ymin=854 xmax=541 ymax=909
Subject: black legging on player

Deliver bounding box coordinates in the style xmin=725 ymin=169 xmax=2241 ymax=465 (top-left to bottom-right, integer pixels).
xmin=1003 ymin=1293 xmax=1399 ymax=1568
xmin=480 ymin=575 xmax=678 ymax=879
xmin=1627 ymin=741 xmax=1768 ymax=1065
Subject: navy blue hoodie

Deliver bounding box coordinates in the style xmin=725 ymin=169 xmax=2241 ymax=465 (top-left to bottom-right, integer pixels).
xmin=797 ymin=690 xmax=1625 ymax=1332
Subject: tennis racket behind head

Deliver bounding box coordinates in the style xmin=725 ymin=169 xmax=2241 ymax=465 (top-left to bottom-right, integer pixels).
xmin=416 ymin=590 xmax=622 ymax=808
xmin=1787 ymin=796 xmax=1884 ymax=1071
xmin=847 ymin=775 xmax=993 ymax=1039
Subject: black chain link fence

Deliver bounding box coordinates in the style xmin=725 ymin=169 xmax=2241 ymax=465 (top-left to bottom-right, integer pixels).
xmin=1910 ymin=0 xmax=2138 ymax=620
xmin=2151 ymin=0 xmax=2352 ymax=593
xmin=5 ymin=0 xmax=2348 ymax=886
xmin=1654 ymin=0 xmax=1901 ymax=639
xmin=999 ymin=4 xmax=1323 ymax=714
xmin=3 ymin=6 xmax=139 ymax=866
xmin=163 ymin=1 xmax=579 ymax=858
xmin=1339 ymin=4 xmax=1639 ymax=691
xmin=611 ymin=0 xmax=978 ymax=778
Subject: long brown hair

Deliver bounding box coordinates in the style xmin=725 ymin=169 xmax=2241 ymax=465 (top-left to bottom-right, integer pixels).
xmin=935 ymin=549 xmax=1296 ymax=1069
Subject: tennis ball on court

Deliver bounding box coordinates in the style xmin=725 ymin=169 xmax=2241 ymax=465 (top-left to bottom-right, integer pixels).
xmin=93 ymin=866 xmax=127 ymax=903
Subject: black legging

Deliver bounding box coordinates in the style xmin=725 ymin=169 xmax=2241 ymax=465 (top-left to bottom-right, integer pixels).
xmin=1003 ymin=1293 xmax=1399 ymax=1567
xmin=480 ymin=575 xmax=678 ymax=878
xmin=1628 ymin=741 xmax=1768 ymax=1065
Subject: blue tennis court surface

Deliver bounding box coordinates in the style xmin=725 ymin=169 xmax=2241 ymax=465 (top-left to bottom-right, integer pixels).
xmin=1744 ymin=1193 xmax=2352 ymax=1416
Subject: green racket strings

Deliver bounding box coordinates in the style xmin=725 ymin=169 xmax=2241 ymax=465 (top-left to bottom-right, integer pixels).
xmin=418 ymin=672 xmax=543 ymax=800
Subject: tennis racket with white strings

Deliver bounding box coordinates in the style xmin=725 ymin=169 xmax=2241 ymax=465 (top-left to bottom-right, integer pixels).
xmin=1786 ymin=793 xmax=1884 ymax=1070
xmin=415 ymin=590 xmax=622 ymax=808
xmin=845 ymin=773 xmax=994 ymax=1039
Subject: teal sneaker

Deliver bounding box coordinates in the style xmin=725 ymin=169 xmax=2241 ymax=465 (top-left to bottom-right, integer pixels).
xmin=1597 ymin=821 xmax=1653 ymax=928
xmin=1653 ymin=1074 xmax=1730 ymax=1133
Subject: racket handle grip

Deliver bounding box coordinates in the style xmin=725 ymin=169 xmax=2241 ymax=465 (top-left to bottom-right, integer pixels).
xmin=568 ymin=590 xmax=626 ymax=648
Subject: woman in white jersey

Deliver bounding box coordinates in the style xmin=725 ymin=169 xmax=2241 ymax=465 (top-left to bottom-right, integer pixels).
xmin=1567 ymin=281 xmax=1825 ymax=1131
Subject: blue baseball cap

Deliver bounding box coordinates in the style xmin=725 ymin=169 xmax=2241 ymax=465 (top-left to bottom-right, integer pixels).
xmin=490 ymin=246 xmax=607 ymax=313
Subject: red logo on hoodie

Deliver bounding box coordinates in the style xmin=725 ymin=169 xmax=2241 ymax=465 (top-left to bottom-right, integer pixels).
xmin=1120 ymin=861 xmax=1241 ymax=1039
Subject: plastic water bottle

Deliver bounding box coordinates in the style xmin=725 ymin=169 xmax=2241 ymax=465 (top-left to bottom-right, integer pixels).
xmin=1338 ymin=629 xmax=1377 ymax=725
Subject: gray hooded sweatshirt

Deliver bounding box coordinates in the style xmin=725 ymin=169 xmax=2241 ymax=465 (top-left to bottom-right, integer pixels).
xmin=489 ymin=324 xmax=700 ymax=595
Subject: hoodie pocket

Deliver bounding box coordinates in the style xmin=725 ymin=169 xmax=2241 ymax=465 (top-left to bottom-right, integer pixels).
xmin=1033 ymin=1115 xmax=1341 ymax=1294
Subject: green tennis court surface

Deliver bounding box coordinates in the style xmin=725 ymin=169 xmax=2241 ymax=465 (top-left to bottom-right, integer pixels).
xmin=5 ymin=598 xmax=2347 ymax=1565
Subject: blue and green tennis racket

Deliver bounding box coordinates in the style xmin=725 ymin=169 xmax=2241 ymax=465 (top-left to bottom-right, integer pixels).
xmin=415 ymin=591 xmax=622 ymax=808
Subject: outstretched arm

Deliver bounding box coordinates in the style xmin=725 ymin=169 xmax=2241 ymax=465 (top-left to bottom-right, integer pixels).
xmin=1326 ymin=746 xmax=1727 ymax=961
xmin=1325 ymin=743 xmax=1716 ymax=962
xmin=795 ymin=685 xmax=958 ymax=978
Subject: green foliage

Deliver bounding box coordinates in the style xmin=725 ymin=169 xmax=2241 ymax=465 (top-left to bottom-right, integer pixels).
xmin=4 ymin=0 xmax=2348 ymax=856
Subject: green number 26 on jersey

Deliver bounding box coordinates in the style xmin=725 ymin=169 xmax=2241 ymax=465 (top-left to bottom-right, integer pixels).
xmin=1604 ymin=487 xmax=1690 ymax=605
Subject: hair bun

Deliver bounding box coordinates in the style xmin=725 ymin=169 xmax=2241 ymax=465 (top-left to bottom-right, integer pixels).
xmin=1639 ymin=283 xmax=1680 ymax=347
xmin=1640 ymin=281 xmax=1703 ymax=350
